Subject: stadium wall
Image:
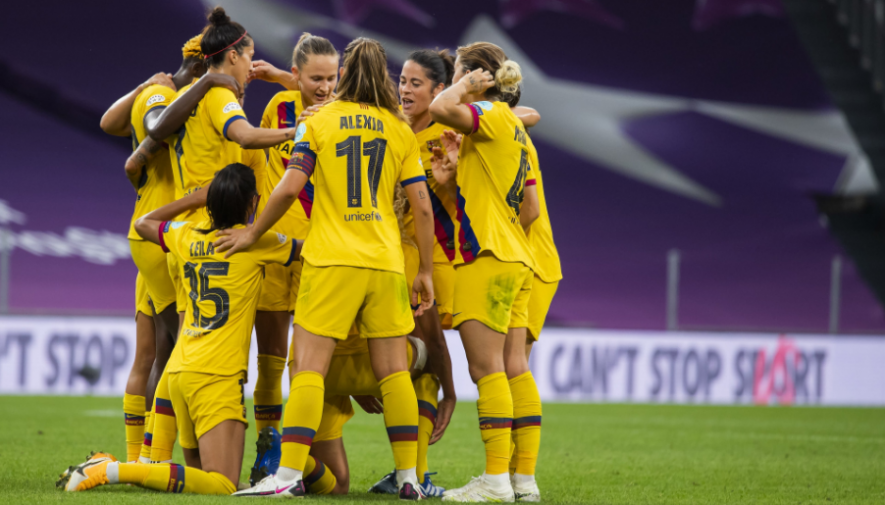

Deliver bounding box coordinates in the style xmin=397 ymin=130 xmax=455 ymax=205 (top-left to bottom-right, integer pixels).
xmin=1 ymin=316 xmax=883 ymax=406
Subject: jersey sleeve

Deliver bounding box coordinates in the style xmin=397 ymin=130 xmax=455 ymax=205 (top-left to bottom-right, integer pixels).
xmin=288 ymin=120 xmax=318 ymax=177
xmin=464 ymin=101 xmax=497 ymax=139
xmin=158 ymin=220 xmax=190 ymax=256
xmin=525 ymin=142 xmax=538 ymax=187
xmin=399 ymin=134 xmax=426 ymax=186
xmin=205 ymin=88 xmax=247 ymax=140
xmin=253 ymin=231 xmax=299 ymax=267
xmin=140 ymin=85 xmax=177 ymax=128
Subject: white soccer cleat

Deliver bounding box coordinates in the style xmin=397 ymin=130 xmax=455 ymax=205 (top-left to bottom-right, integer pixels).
xmin=442 ymin=475 xmax=515 ymax=502
xmin=231 ymin=473 xmax=305 ymax=498
xmin=512 ymin=480 xmax=540 ymax=502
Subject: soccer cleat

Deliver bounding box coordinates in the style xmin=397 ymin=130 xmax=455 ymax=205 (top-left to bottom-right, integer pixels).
xmin=442 ymin=475 xmax=515 ymax=502
xmin=232 ymin=474 xmax=305 ymax=498
xmin=250 ymin=426 xmax=282 ymax=487
xmin=368 ymin=469 xmax=398 ymax=494
xmin=513 ymin=480 xmax=540 ymax=502
xmin=419 ymin=472 xmax=446 ymax=497
xmin=57 ymin=452 xmax=117 ymax=492
xmin=399 ymin=482 xmax=423 ymax=501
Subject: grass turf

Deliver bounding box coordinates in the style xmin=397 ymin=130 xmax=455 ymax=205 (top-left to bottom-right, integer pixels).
xmin=0 ymin=397 xmax=882 ymax=503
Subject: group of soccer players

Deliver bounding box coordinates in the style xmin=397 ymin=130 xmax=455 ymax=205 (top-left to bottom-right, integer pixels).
xmin=57 ymin=6 xmax=561 ymax=502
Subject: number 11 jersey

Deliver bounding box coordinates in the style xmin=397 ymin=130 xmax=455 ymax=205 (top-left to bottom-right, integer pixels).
xmin=160 ymin=220 xmax=298 ymax=376
xmin=290 ymin=101 xmax=426 ymax=274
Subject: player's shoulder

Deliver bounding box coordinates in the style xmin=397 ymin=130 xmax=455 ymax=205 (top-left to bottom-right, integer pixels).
xmin=135 ymin=85 xmax=176 ymax=113
xmin=265 ymin=90 xmax=302 ymax=112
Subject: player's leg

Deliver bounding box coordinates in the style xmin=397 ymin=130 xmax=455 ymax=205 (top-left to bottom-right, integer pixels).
xmin=310 ymin=439 xmax=348 ymax=494
xmin=149 ymin=369 xmax=176 ymax=463
xmin=253 ymin=311 xmax=288 ymax=431
xmin=414 ymin=373 xmax=444 ymax=496
xmin=124 ymin=274 xmax=155 ymax=463
xmin=305 ymin=394 xmax=353 ymax=495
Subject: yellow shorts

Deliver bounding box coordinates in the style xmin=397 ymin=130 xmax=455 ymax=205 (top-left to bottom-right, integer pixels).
xmin=294 ymin=262 xmax=414 ymax=339
xmin=134 ymin=273 xmax=151 ymax=318
xmin=403 ymin=245 xmax=455 ymax=329
xmin=166 ymin=254 xmax=188 ymax=313
xmin=315 ymin=394 xmax=354 ymax=443
xmin=527 ymin=277 xmax=559 ymax=341
xmin=257 ymin=261 xmax=303 ymax=313
xmin=453 ymin=253 xmax=533 ymax=334
xmin=167 ymin=371 xmax=247 ymax=450
xmin=131 ymin=239 xmax=177 ymax=315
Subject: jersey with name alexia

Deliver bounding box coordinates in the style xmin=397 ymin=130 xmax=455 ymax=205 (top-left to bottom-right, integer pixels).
xmin=289 ymin=101 xmax=426 ymax=274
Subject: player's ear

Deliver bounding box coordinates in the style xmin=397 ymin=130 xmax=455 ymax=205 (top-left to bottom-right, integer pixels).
xmin=339 ymin=67 xmax=345 ymax=80
xmin=432 ymin=82 xmax=445 ymax=99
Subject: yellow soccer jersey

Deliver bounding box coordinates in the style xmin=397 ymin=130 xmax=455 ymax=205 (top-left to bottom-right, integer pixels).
xmin=128 ymin=84 xmax=176 ymax=240
xmin=401 ymin=122 xmax=459 ymax=264
xmin=526 ymin=136 xmax=562 ymax=283
xmin=260 ymin=91 xmax=312 ymax=238
xmin=169 ymin=82 xmax=193 ymax=200
xmin=455 ymin=101 xmax=535 ymax=268
xmin=160 ymin=219 xmax=298 ymax=376
xmin=290 ymin=101 xmax=426 ymax=273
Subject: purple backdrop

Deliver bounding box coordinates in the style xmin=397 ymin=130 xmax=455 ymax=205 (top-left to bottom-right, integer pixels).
xmin=2 ymin=0 xmax=883 ymax=332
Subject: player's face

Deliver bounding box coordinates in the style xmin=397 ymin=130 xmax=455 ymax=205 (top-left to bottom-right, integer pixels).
xmin=231 ymin=40 xmax=255 ymax=87
xmin=399 ymin=60 xmax=437 ymax=117
xmin=296 ymin=54 xmax=339 ymax=107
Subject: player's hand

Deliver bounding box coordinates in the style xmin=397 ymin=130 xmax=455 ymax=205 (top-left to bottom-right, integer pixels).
xmin=411 ymin=270 xmax=434 ymax=317
xmin=145 ymin=72 xmax=176 ymax=91
xmin=431 ymin=130 xmax=461 ymax=185
xmin=352 ymin=395 xmax=384 ymax=414
xmin=249 ymin=60 xmax=285 ymax=83
xmin=213 ymin=226 xmax=258 ymax=258
xmin=296 ymin=104 xmax=325 ymax=126
xmin=203 ymin=73 xmax=242 ymax=97
xmin=429 ymin=396 xmax=455 ymax=444
xmin=459 ymin=68 xmax=495 ymax=95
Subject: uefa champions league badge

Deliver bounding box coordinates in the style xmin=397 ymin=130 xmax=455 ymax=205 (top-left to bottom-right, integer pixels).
xmin=294 ymin=123 xmax=306 ymax=142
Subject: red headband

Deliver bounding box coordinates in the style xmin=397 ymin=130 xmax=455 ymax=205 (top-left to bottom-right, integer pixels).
xmin=204 ymin=31 xmax=248 ymax=59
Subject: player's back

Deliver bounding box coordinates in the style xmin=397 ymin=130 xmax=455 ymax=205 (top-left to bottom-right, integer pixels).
xmin=456 ymin=100 xmax=534 ymax=269
xmin=295 ymin=100 xmax=424 ymax=274
xmin=129 ymin=84 xmax=176 ymax=240
xmin=160 ymin=219 xmax=298 ymax=376
xmin=525 ymin=136 xmax=561 ymax=283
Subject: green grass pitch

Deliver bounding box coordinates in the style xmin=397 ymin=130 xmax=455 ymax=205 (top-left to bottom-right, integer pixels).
xmin=1 ymin=396 xmax=883 ymax=504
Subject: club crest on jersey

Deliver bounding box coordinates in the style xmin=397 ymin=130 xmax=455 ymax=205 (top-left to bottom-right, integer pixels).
xmin=223 ymin=102 xmax=242 ymax=114
xmin=276 ymin=233 xmax=288 ymax=244
xmin=294 ymin=123 xmax=306 ymax=142
xmin=146 ymin=94 xmax=166 ymax=107
xmin=425 ymin=139 xmax=441 ymax=151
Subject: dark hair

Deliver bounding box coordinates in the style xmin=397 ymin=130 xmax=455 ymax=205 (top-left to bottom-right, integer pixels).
xmin=335 ymin=38 xmax=406 ymax=122
xmin=456 ymin=42 xmax=521 ymax=99
xmin=201 ymin=7 xmax=252 ymax=68
xmin=407 ymin=48 xmax=455 ymax=88
xmin=292 ymin=32 xmax=338 ymax=69
xmin=201 ymin=163 xmax=257 ymax=233
xmin=503 ymin=85 xmax=521 ymax=108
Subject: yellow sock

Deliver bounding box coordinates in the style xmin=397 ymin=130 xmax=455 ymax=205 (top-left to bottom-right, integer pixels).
xmin=150 ymin=371 xmax=176 ymax=463
xmin=123 ymin=393 xmax=145 ymax=463
xmin=280 ymin=371 xmax=324 ymax=471
xmin=254 ymin=354 xmax=285 ymax=435
xmin=118 ymin=462 xmax=235 ymax=494
xmin=380 ymin=370 xmax=419 ymax=471
xmin=477 ymin=372 xmax=513 ymax=475
xmin=414 ymin=373 xmax=440 ymax=482
xmin=303 ymin=455 xmax=337 ymax=494
xmin=509 ymin=436 xmax=518 ymax=475
xmin=510 ymin=371 xmax=542 ymax=476
xmin=139 ymin=408 xmax=154 ymax=462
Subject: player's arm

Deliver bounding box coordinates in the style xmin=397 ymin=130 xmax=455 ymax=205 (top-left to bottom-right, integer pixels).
xmin=124 ymin=137 xmax=164 ymax=190
xmin=250 ymin=60 xmax=299 ymax=90
xmin=431 ymin=130 xmax=462 ymax=201
xmin=134 ymin=187 xmax=209 ymax=245
xmin=520 ymin=182 xmax=540 ymax=232
xmin=512 ymin=105 xmax=540 ymax=128
xmin=100 ymin=72 xmax=175 ymax=136
xmin=226 ymin=118 xmax=295 ymax=150
xmin=147 ymin=73 xmax=241 ymax=141
xmin=404 ymin=180 xmax=435 ymax=316
xmin=429 ymin=68 xmax=495 ymax=134
xmin=214 ymin=163 xmax=308 ymax=256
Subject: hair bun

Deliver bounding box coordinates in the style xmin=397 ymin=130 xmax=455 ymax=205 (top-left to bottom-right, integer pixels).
xmin=207 ymin=7 xmax=231 ymax=27
xmin=495 ymin=60 xmax=522 ymax=94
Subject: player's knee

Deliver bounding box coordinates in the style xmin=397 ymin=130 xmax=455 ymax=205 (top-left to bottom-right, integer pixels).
xmin=331 ymin=473 xmax=349 ymax=495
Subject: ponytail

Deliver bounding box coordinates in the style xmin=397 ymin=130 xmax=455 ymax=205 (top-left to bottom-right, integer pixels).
xmin=456 ymin=42 xmax=521 ymax=99
xmin=200 ymin=7 xmax=252 ymax=68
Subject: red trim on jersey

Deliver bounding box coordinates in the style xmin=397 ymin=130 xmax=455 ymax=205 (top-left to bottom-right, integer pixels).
xmin=525 ymin=179 xmax=537 ymax=186
xmin=466 ymin=103 xmax=479 ymax=134
xmin=158 ymin=221 xmax=169 ymax=253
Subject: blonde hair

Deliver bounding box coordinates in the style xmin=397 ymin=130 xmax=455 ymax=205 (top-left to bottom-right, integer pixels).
xmin=292 ymin=32 xmax=338 ymax=69
xmin=456 ymin=42 xmax=522 ymax=97
xmin=182 ymin=34 xmax=204 ymax=59
xmin=334 ymin=37 xmax=407 ymax=123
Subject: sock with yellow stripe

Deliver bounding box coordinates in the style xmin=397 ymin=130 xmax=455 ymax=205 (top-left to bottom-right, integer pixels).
xmin=380 ymin=370 xmax=419 ymax=485
xmin=414 ymin=373 xmax=440 ymax=483
xmin=477 ymin=372 xmax=513 ymax=475
xmin=303 ymin=455 xmax=337 ymax=494
xmin=150 ymin=371 xmax=176 ymax=463
xmin=110 ymin=462 xmax=235 ymax=495
xmin=279 ymin=371 xmax=324 ymax=475
xmin=122 ymin=393 xmax=145 ymax=463
xmin=510 ymin=371 xmax=542 ymax=476
xmin=509 ymin=437 xmax=518 ymax=475
xmin=254 ymin=354 xmax=285 ymax=435
xmin=139 ymin=407 xmax=154 ymax=463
